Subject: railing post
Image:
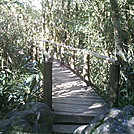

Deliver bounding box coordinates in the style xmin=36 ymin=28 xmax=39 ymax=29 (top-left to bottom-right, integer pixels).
xmin=60 ymin=46 xmax=64 ymax=66
xmin=82 ymin=52 xmax=92 ymax=86
xmin=56 ymin=46 xmax=60 ymax=60
xmin=35 ymin=46 xmax=38 ymax=61
xmin=43 ymin=61 xmax=52 ymax=110
xmin=45 ymin=42 xmax=49 ymax=52
xmin=53 ymin=46 xmax=57 ymax=59
xmin=109 ymin=64 xmax=120 ymax=107
xmin=70 ymin=50 xmax=75 ymax=69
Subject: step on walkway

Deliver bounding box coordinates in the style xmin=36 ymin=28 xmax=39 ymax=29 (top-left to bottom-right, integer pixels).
xmin=52 ymin=61 xmax=108 ymax=134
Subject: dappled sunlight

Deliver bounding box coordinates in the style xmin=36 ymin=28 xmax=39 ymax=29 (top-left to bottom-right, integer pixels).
xmin=55 ymin=81 xmax=84 ymax=89
xmin=52 ymin=61 xmax=108 ymax=116
xmin=88 ymin=103 xmax=105 ymax=109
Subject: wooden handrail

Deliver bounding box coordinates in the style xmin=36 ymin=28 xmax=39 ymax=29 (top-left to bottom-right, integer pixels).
xmin=34 ymin=39 xmax=119 ymax=65
xmin=34 ymin=39 xmax=120 ymax=107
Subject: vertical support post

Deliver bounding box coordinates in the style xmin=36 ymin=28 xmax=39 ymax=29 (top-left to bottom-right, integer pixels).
xmin=70 ymin=50 xmax=75 ymax=69
xmin=57 ymin=46 xmax=61 ymax=60
xmin=1 ymin=59 xmax=4 ymax=70
xmin=32 ymin=41 xmax=36 ymax=61
xmin=83 ymin=53 xmax=89 ymax=79
xmin=60 ymin=47 xmax=64 ymax=66
xmin=82 ymin=52 xmax=92 ymax=86
xmin=43 ymin=61 xmax=52 ymax=110
xmin=56 ymin=45 xmax=58 ymax=59
xmin=35 ymin=46 xmax=38 ymax=61
xmin=35 ymin=41 xmax=37 ymax=61
xmin=35 ymin=41 xmax=40 ymax=62
xmin=109 ymin=64 xmax=120 ymax=107
xmin=45 ymin=42 xmax=49 ymax=52
xmin=43 ymin=41 xmax=46 ymax=61
xmin=54 ymin=46 xmax=57 ymax=59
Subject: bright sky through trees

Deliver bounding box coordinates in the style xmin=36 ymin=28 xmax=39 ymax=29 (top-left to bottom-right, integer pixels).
xmin=32 ymin=0 xmax=41 ymax=9
xmin=19 ymin=0 xmax=42 ymax=9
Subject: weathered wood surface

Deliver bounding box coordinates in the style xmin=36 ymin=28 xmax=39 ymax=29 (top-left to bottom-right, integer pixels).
xmin=43 ymin=61 xmax=52 ymax=110
xmin=109 ymin=64 xmax=120 ymax=107
xmin=52 ymin=60 xmax=109 ymax=134
xmin=53 ymin=124 xmax=87 ymax=134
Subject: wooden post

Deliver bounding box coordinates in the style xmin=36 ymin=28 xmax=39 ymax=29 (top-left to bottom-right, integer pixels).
xmin=53 ymin=46 xmax=57 ymax=59
xmin=45 ymin=42 xmax=49 ymax=52
xmin=83 ymin=53 xmax=89 ymax=79
xmin=35 ymin=46 xmax=38 ymax=61
xmin=32 ymin=42 xmax=36 ymax=61
xmin=70 ymin=50 xmax=75 ymax=69
xmin=60 ymin=47 xmax=64 ymax=66
xmin=43 ymin=61 xmax=52 ymax=110
xmin=57 ymin=46 xmax=61 ymax=60
xmin=109 ymin=64 xmax=120 ymax=107
xmin=82 ymin=53 xmax=93 ymax=86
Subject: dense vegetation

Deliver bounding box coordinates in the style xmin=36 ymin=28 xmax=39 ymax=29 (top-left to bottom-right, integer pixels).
xmin=0 ymin=0 xmax=43 ymax=112
xmin=0 ymin=0 xmax=133 ymax=113
xmin=42 ymin=0 xmax=134 ymax=106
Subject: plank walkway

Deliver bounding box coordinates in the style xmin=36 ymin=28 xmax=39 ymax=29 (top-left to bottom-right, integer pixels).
xmin=52 ymin=60 xmax=109 ymax=134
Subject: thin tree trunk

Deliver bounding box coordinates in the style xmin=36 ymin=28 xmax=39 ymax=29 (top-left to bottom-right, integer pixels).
xmin=109 ymin=0 xmax=127 ymax=66
xmin=110 ymin=0 xmax=134 ymax=101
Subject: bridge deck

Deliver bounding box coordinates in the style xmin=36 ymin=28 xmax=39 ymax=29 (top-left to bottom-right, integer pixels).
xmin=52 ymin=61 xmax=108 ymax=134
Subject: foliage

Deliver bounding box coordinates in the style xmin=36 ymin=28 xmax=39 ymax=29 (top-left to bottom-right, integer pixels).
xmin=0 ymin=0 xmax=42 ymax=69
xmin=0 ymin=0 xmax=133 ymax=112
xmin=0 ymin=0 xmax=43 ymax=112
xmin=42 ymin=0 xmax=134 ymax=106
xmin=0 ymin=56 xmax=44 ymax=112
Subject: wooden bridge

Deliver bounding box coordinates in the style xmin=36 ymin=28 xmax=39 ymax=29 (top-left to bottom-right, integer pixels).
xmin=52 ymin=60 xmax=108 ymax=134
xmin=33 ymin=39 xmax=120 ymax=134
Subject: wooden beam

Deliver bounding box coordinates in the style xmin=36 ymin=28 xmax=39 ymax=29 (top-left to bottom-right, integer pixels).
xmin=43 ymin=61 xmax=52 ymax=110
xmin=34 ymin=39 xmax=119 ymax=65
xmin=82 ymin=53 xmax=93 ymax=86
xmin=109 ymin=64 xmax=120 ymax=107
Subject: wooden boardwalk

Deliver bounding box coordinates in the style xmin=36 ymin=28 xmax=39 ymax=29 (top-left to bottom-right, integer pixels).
xmin=52 ymin=61 xmax=108 ymax=134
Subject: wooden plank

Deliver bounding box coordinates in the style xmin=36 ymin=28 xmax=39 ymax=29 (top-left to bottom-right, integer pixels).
xmin=52 ymin=91 xmax=100 ymax=98
xmin=53 ymin=93 xmax=103 ymax=98
xmin=53 ymin=87 xmax=97 ymax=92
xmin=53 ymin=85 xmax=86 ymax=89
xmin=53 ymin=94 xmax=103 ymax=99
xmin=53 ymin=107 xmax=107 ymax=114
xmin=53 ymin=96 xmax=105 ymax=103
xmin=53 ymin=101 xmax=108 ymax=109
xmin=53 ymin=89 xmax=86 ymax=93
xmin=52 ymin=94 xmax=100 ymax=99
xmin=53 ymin=78 xmax=81 ymax=83
xmin=53 ymin=124 xmax=87 ymax=134
xmin=53 ymin=113 xmax=94 ymax=124
xmin=53 ymin=105 xmax=108 ymax=115
xmin=53 ymin=100 xmax=105 ymax=106
xmin=53 ymin=94 xmax=102 ymax=99
xmin=53 ymin=111 xmax=97 ymax=116
xmin=53 ymin=110 xmax=104 ymax=117
xmin=53 ymin=105 xmax=107 ymax=113
xmin=53 ymin=102 xmax=107 ymax=108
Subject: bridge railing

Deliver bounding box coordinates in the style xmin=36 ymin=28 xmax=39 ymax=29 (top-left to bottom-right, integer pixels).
xmin=33 ymin=39 xmax=120 ymax=107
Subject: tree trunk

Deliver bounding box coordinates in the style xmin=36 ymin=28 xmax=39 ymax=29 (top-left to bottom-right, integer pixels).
xmin=110 ymin=0 xmax=134 ymax=102
xmin=109 ymin=0 xmax=127 ymax=66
